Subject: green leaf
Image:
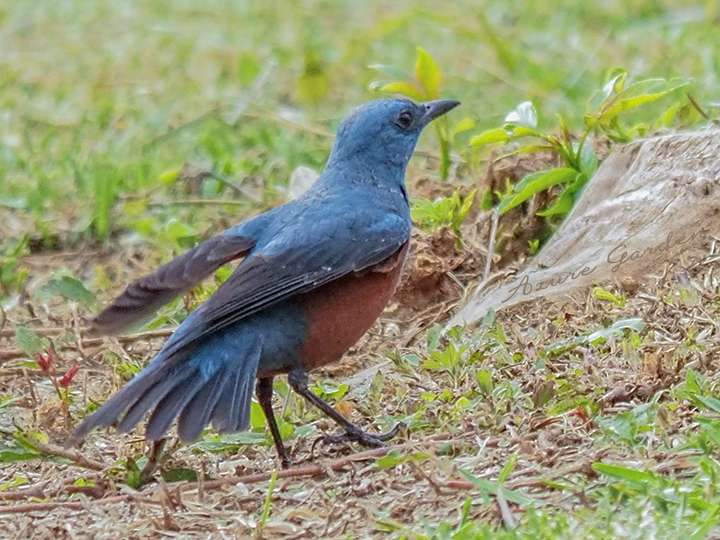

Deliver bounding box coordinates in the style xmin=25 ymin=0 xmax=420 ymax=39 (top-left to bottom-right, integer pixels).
xmin=163 ymin=218 xmax=198 ymax=246
xmin=157 ymin=167 xmax=181 ymax=185
xmin=475 ymin=369 xmax=493 ymax=396
xmin=592 ymin=286 xmax=626 ymax=307
xmin=498 ymin=453 xmax=518 ymax=483
xmin=452 ymin=117 xmax=476 ymax=136
xmin=694 ymin=395 xmax=720 ymax=415
xmin=39 ymin=275 xmax=96 ymax=307
xmin=498 ymin=168 xmax=579 ymax=214
xmin=592 ymin=462 xmax=657 ymax=486
xmin=459 ymin=469 xmax=536 ymax=506
xmin=250 ymin=401 xmax=266 ymax=431
xmin=504 ymin=101 xmax=537 ymax=128
xmin=376 ymin=450 xmax=430 ymax=470
xmin=601 ymin=68 xmax=628 ymax=100
xmin=14 ymin=327 xmax=48 ymax=357
xmin=537 ymin=171 xmax=590 ymax=218
xmin=237 ymin=51 xmax=261 ymax=87
xmin=469 ymin=127 xmax=509 ymax=148
xmin=600 ymin=84 xmax=689 ymax=122
xmin=578 ymin=143 xmax=599 ymax=177
xmin=376 ymin=450 xmax=405 ymax=470
xmin=379 ymin=81 xmax=423 ymax=100
xmin=0 ymin=449 xmax=40 ymax=463
xmin=587 ymin=317 xmax=645 ymax=343
xmin=414 ymin=46 xmax=441 ymax=99
xmin=161 ymin=467 xmax=198 ymax=483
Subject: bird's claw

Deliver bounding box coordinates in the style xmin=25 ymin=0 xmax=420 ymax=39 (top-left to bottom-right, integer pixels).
xmin=311 ymin=422 xmax=406 ymax=455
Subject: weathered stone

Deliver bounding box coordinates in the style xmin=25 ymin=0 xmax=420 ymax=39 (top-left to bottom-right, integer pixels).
xmin=450 ymin=129 xmax=720 ymax=328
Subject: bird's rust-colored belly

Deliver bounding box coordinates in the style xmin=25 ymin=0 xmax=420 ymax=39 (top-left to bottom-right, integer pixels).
xmin=298 ymin=243 xmax=409 ymax=370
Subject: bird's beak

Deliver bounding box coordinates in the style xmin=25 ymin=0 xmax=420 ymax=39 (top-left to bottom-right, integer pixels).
xmin=420 ymin=99 xmax=461 ymax=125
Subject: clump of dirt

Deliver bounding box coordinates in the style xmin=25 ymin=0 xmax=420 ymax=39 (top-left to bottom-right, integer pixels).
xmin=410 ymin=175 xmax=459 ymax=201
xmin=484 ymin=150 xmax=560 ymax=266
xmin=393 ymin=227 xmax=471 ymax=313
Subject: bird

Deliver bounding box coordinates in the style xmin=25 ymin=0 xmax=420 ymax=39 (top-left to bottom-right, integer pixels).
xmin=69 ymin=97 xmax=460 ymax=466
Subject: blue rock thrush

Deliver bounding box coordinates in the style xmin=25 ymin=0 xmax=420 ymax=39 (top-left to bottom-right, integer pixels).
xmin=70 ymin=98 xmax=460 ymax=466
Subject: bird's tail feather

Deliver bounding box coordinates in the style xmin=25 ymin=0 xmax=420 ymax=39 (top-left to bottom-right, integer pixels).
xmin=210 ymin=346 xmax=260 ymax=434
xmin=68 ymin=338 xmax=262 ymax=446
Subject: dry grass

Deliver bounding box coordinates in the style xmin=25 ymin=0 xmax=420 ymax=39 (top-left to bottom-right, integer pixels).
xmin=2 ymin=223 xmax=720 ymax=538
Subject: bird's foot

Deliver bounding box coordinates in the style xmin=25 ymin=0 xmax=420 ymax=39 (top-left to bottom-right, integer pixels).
xmin=312 ymin=422 xmax=405 ymax=455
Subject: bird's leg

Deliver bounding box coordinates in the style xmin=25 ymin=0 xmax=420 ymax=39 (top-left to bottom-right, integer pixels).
xmin=139 ymin=438 xmax=167 ymax=485
xmin=287 ymin=368 xmax=404 ymax=448
xmin=256 ymin=377 xmax=291 ymax=468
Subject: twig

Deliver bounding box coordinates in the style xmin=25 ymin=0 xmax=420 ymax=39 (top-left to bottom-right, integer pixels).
xmin=0 ymin=328 xmax=175 ymax=363
xmin=147 ymin=199 xmax=249 ymax=208
xmin=496 ymin=489 xmax=516 ymax=529
xmin=172 ymin=439 xmax=462 ymax=495
xmin=0 ymin=439 xmax=464 ymax=513
xmin=686 ymin=92 xmax=715 ymax=124
xmin=0 ymin=326 xmax=68 ymax=338
xmin=29 ymin=439 xmax=108 ymax=471
xmin=209 ymin=172 xmax=262 ymax=204
xmin=483 ymin=209 xmax=500 ymax=282
xmin=0 ymin=494 xmax=160 ymax=514
xmin=0 ymin=483 xmax=48 ymax=501
xmin=140 ymin=439 xmax=167 ymax=485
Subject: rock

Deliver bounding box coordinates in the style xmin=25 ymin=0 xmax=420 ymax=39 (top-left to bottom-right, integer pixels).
xmin=288 ymin=165 xmax=319 ymax=199
xmin=449 ymin=129 xmax=720 ymax=328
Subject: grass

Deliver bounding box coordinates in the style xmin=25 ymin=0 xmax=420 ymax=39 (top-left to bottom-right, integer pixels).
xmin=1 ymin=0 xmax=720 ymax=538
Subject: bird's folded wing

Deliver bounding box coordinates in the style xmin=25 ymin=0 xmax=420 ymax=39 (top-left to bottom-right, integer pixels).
xmin=91 ymin=232 xmax=255 ymax=335
xmin=162 ymin=211 xmax=410 ymax=356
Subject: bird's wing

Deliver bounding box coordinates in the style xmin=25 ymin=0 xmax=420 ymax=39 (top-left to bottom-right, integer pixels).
xmin=162 ymin=208 xmax=410 ymax=356
xmin=91 ymin=231 xmax=256 ymax=335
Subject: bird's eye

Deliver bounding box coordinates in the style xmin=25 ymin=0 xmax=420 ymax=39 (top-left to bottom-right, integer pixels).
xmin=394 ymin=110 xmax=414 ymax=130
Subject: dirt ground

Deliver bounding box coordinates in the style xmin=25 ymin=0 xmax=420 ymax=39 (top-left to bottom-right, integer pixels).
xmin=1 ymin=183 xmax=720 ymax=538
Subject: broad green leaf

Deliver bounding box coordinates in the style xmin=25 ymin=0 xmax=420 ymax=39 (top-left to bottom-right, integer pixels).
xmin=537 ymin=171 xmax=590 ymax=218
xmin=414 ymin=46 xmax=441 ymax=99
xmin=537 ymin=187 xmax=574 ymax=217
xmin=469 ymin=127 xmax=509 ymax=148
xmin=504 ymin=101 xmax=537 ymax=128
xmin=250 ymin=401 xmax=266 ymax=430
xmin=380 ymin=81 xmax=423 ymax=100
xmin=0 ymin=449 xmax=40 ymax=463
xmin=39 ymin=275 xmax=96 ymax=307
xmin=14 ymin=327 xmax=48 ymax=357
xmin=600 ymin=84 xmax=689 ymax=122
xmin=498 ymin=168 xmax=578 ymax=214
xmin=452 ymin=117 xmax=476 ymax=136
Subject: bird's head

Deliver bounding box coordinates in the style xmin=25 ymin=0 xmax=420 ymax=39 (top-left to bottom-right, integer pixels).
xmin=325 ymin=98 xmax=460 ymax=178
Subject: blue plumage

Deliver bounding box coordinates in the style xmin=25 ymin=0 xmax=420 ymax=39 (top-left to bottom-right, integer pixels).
xmin=70 ymin=98 xmax=460 ymax=464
